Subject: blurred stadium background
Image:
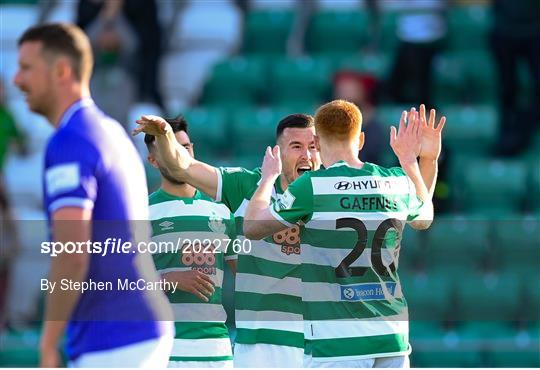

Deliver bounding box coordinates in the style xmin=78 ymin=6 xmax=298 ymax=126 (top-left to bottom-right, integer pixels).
xmin=0 ymin=0 xmax=539 ymax=367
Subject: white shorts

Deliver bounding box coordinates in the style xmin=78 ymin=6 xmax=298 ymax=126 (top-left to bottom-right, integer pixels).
xmin=70 ymin=335 xmax=173 ymax=368
xmin=233 ymin=343 xmax=303 ymax=368
xmin=304 ymin=354 xmax=409 ymax=368
xmin=168 ymin=359 xmax=233 ymax=368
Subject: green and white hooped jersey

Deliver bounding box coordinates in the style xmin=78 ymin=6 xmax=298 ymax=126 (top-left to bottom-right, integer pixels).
xmin=149 ymin=189 xmax=237 ymax=363
xmin=215 ymin=167 xmax=304 ymax=350
xmin=270 ymin=161 xmax=428 ymax=362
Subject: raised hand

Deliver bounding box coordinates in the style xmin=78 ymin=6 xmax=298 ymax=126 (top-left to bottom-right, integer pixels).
xmin=132 ymin=115 xmax=172 ymax=137
xmin=390 ymin=109 xmax=422 ymax=165
xmin=261 ymin=145 xmax=282 ymax=181
xmin=419 ymin=104 xmax=446 ymax=161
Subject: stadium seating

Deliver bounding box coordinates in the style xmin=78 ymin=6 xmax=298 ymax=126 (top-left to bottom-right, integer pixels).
xmin=182 ymin=107 xmax=228 ymax=157
xmin=446 ymin=5 xmax=492 ymax=51
xmin=433 ymin=51 xmax=497 ymax=104
xmin=269 ymin=56 xmax=332 ymax=105
xmin=442 ymin=104 xmax=498 ymax=155
xmin=306 ymin=10 xmax=370 ymax=54
xmin=377 ymin=10 xmax=399 ymax=55
xmin=412 ymin=326 xmax=483 ymax=367
xmin=230 ymin=107 xmax=283 ymax=157
xmin=423 ymin=215 xmax=491 ymax=272
xmin=0 ymin=327 xmax=40 ymax=367
xmin=401 ymin=272 xmax=453 ymax=321
xmin=525 ymin=274 xmax=540 ymax=321
xmin=455 ymin=272 xmax=522 ymax=321
xmin=529 ymin=160 xmax=540 ymax=212
xmin=201 ymin=56 xmax=268 ymax=107
xmin=492 ymin=217 xmax=540 ymax=275
xmin=328 ymin=51 xmax=391 ymax=79
xmin=397 ymin=225 xmax=423 ymax=270
xmin=376 ymin=104 xmax=410 ymax=130
xmin=243 ymin=10 xmax=295 ymax=55
xmin=457 ymin=159 xmax=528 ymax=215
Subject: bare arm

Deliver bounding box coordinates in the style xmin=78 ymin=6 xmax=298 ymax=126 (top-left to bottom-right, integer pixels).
xmin=40 ymin=207 xmax=91 ymax=367
xmin=133 ymin=115 xmax=220 ymax=199
xmin=401 ymin=160 xmax=434 ymax=230
xmin=390 ymin=111 xmax=434 ymax=230
xmin=244 ymin=146 xmax=289 ymax=240
xmin=418 ymin=104 xmax=446 ymax=198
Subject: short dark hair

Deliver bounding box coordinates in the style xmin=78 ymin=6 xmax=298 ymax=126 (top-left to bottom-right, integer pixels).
xmin=18 ymin=23 xmax=93 ymax=82
xmin=276 ymin=114 xmax=314 ymax=139
xmin=144 ymin=115 xmax=189 ymax=151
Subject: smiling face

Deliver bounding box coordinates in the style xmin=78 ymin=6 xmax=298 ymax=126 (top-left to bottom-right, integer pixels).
xmin=278 ymin=126 xmax=321 ymax=186
xmin=13 ymin=41 xmax=57 ymax=117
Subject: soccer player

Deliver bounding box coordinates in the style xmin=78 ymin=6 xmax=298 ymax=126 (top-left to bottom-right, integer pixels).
xmin=146 ymin=116 xmax=237 ymax=367
xmin=244 ymin=100 xmax=445 ymax=367
xmin=134 ymin=113 xmax=320 ymax=367
xmin=13 ymin=23 xmax=173 ymax=367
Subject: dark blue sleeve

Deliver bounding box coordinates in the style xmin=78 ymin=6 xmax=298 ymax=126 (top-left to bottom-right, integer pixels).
xmin=44 ymin=132 xmax=100 ymax=214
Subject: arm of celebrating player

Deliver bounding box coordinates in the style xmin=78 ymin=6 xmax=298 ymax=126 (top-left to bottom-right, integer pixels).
xmin=244 ymin=146 xmax=289 ymax=240
xmin=40 ymin=207 xmax=92 ymax=368
xmin=418 ymin=104 xmax=446 ymax=198
xmin=390 ymin=111 xmax=434 ymax=230
xmin=133 ymin=115 xmax=219 ymax=199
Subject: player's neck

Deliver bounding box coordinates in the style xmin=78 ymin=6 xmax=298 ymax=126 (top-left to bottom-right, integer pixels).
xmin=161 ymin=180 xmax=197 ymax=199
xmin=51 ymin=84 xmax=91 ymax=128
xmin=322 ymin=147 xmax=363 ymax=169
xmin=279 ymin=175 xmax=288 ymax=191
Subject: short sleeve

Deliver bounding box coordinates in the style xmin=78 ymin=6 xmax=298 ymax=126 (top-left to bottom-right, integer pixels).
xmin=215 ymin=167 xmax=261 ymax=212
xmin=270 ymin=173 xmax=314 ymax=227
xmin=44 ymin=134 xmax=99 ymax=214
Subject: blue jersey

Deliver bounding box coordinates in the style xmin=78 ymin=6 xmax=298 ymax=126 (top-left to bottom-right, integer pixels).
xmin=43 ymin=99 xmax=171 ymax=360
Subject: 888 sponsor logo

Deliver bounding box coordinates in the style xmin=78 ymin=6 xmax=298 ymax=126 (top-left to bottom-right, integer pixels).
xmin=181 ymin=240 xmax=217 ymax=275
xmin=272 ymin=224 xmax=301 ymax=255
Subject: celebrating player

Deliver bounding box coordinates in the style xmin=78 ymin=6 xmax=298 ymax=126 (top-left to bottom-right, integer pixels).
xmin=14 ymin=23 xmax=173 ymax=367
xmin=244 ymin=100 xmax=445 ymax=367
xmin=134 ymin=113 xmax=320 ymax=367
xmin=146 ymin=116 xmax=237 ymax=367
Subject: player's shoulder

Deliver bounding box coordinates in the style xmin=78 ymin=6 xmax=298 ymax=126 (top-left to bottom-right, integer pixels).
xmin=221 ymin=166 xmax=261 ymax=175
xmin=148 ymin=189 xmax=168 ymax=205
xmin=364 ymin=162 xmax=407 ymax=178
xmin=46 ymin=126 xmax=98 ymax=163
xmin=194 ymin=193 xmax=234 ymax=220
xmin=220 ymin=166 xmax=262 ymax=184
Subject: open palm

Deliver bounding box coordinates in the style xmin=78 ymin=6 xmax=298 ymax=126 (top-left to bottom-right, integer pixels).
xmin=419 ymin=104 xmax=446 ymax=160
xmin=132 ymin=115 xmax=171 ymax=136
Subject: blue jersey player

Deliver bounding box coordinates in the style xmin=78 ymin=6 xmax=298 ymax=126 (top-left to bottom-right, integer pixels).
xmin=14 ymin=23 xmax=173 ymax=367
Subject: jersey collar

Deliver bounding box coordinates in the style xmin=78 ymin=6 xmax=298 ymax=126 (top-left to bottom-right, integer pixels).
xmin=58 ymin=98 xmax=95 ymax=129
xmin=327 ymin=160 xmax=348 ymax=169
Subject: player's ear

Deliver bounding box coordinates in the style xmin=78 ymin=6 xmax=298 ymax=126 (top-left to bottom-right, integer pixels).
xmin=358 ymin=132 xmax=365 ymax=151
xmin=314 ymin=135 xmax=320 ymax=151
xmin=54 ymin=56 xmax=72 ymax=81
